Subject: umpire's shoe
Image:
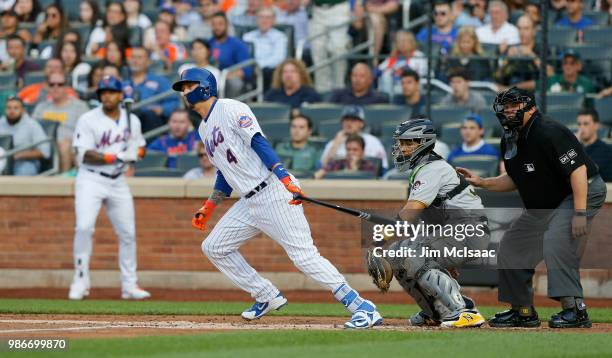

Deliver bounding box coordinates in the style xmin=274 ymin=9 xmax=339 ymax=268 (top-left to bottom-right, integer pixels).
xmin=241 ymin=293 xmax=288 ymax=320
xmin=548 ymin=306 xmax=592 ymax=328
xmin=489 ymin=307 xmax=540 ymax=328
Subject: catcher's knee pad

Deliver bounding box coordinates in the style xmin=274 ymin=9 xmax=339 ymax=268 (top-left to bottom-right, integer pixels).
xmin=416 ymin=269 xmax=466 ymax=320
xmin=402 ymin=278 xmax=438 ymax=320
xmin=387 ymin=239 xmax=425 ymax=279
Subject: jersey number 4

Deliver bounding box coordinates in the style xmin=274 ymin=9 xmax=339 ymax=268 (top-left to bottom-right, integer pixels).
xmin=226 ymin=149 xmax=238 ymax=164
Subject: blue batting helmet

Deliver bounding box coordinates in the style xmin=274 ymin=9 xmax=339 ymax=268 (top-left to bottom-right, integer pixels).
xmin=172 ymin=67 xmax=218 ymax=105
xmin=97 ymin=75 xmax=123 ymax=98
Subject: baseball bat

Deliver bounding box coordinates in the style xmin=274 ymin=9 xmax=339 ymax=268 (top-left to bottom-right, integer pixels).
xmin=294 ymin=194 xmax=397 ymax=226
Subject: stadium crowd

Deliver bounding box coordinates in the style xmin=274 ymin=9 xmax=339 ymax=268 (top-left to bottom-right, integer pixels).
xmin=0 ymin=0 xmax=611 ymax=181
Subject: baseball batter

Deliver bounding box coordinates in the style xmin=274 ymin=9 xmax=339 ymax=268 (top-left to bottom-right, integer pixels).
xmin=172 ymin=68 xmax=382 ymax=329
xmin=69 ymin=75 xmax=151 ymax=301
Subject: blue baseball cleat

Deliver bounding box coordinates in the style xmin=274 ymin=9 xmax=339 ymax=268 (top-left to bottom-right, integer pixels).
xmin=241 ymin=293 xmax=288 ymax=320
xmin=344 ymin=300 xmax=384 ymax=329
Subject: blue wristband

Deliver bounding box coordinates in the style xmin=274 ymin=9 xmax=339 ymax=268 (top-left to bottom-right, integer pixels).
xmin=272 ymin=164 xmax=289 ymax=180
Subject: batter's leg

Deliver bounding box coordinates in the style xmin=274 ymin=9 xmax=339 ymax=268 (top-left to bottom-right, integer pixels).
xmin=106 ymin=178 xmax=139 ymax=293
xmin=202 ymin=199 xmax=280 ymax=302
xmin=251 ymin=180 xmax=382 ymax=328
xmin=70 ymin=172 xmax=107 ymax=299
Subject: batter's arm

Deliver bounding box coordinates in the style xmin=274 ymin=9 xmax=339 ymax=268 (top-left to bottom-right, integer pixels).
xmin=82 ymin=150 xmax=114 ymax=165
xmin=398 ymin=200 xmax=427 ymax=222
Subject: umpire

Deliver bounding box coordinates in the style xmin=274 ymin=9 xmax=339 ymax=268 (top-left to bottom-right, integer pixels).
xmin=457 ymin=87 xmax=607 ymax=328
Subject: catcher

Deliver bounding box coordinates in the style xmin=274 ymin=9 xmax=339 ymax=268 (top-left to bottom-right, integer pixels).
xmin=367 ymin=117 xmax=490 ymax=328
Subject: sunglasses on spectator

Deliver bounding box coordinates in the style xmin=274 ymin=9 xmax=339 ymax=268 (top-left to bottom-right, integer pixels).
xmin=434 ymin=11 xmax=448 ymax=16
xmin=48 ymin=82 xmax=65 ymax=87
xmin=198 ymin=152 xmax=206 ymax=158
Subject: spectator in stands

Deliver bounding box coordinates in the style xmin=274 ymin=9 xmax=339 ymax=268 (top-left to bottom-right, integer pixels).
xmin=208 ymin=11 xmax=251 ymax=98
xmin=129 ymin=46 xmax=180 ymax=134
xmin=576 ymin=108 xmax=612 ymax=182
xmin=276 ymin=0 xmax=309 ymax=49
xmin=243 ymin=7 xmax=287 ymax=90
xmin=183 ymin=141 xmax=216 ymax=179
xmin=453 ymin=0 xmax=487 ymax=27
xmin=32 ymin=72 xmax=89 ymax=173
xmin=310 ymin=0 xmax=351 ymax=93
xmin=150 ymin=20 xmax=188 ymax=69
xmin=475 ymin=0 xmax=519 ymax=46
xmin=187 ymin=0 xmax=218 ymax=41
xmin=82 ymin=63 xmax=122 ymax=103
xmin=228 ymin=0 xmax=262 ymax=27
xmin=445 ymin=26 xmax=492 ymax=82
xmin=93 ymin=24 xmax=131 ymax=61
xmin=1 ymin=35 xmax=42 ymax=89
xmin=597 ymin=0 xmax=612 ymax=23
xmin=377 ymin=30 xmax=427 ymax=96
xmin=0 ymin=10 xmax=32 ymax=61
xmin=32 ymin=4 xmax=70 ymax=59
xmin=265 ymin=58 xmax=321 ymax=110
xmin=315 ymin=134 xmax=378 ymax=179
xmin=548 ymin=49 xmax=595 ymax=94
xmin=14 ymin=0 xmax=43 ymax=23
xmin=101 ymin=40 xmax=128 ymax=71
xmin=174 ymin=0 xmax=202 ymax=28
xmin=275 ymin=115 xmax=320 ymax=172
xmin=79 ymin=0 xmax=102 ymax=32
xmin=495 ymin=15 xmax=543 ymax=90
xmin=178 ymin=38 xmax=222 ymax=85
xmin=556 ymin=0 xmax=594 ymax=30
xmin=362 ymin=0 xmax=400 ymax=63
xmin=393 ymin=69 xmax=427 ymax=116
xmin=447 ymin=114 xmax=499 ymax=164
xmin=320 ymin=105 xmax=388 ymax=170
xmin=125 ymin=0 xmax=152 ymax=30
xmin=416 ymin=0 xmax=458 ymax=54
xmin=0 ymin=97 xmax=50 ymax=176
xmin=524 ymin=1 xmax=541 ymax=26
xmin=86 ymin=2 xmax=128 ymax=56
xmin=144 ymin=7 xmax=188 ymax=49
xmin=550 ymin=0 xmax=568 ymax=22
xmin=440 ymin=67 xmax=487 ymax=112
xmin=329 ymin=62 xmax=389 ymax=105
xmin=55 ymin=41 xmax=91 ymax=93
xmin=17 ymin=58 xmax=75 ymax=105
xmin=147 ymin=109 xmax=199 ymax=169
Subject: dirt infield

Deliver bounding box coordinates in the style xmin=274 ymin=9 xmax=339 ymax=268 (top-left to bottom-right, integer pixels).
xmin=2 ymin=288 xmax=612 ymax=308
xmin=1 ymin=314 xmax=611 ymax=339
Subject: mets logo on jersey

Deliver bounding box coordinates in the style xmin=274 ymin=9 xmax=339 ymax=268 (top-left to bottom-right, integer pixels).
xmin=204 ymin=126 xmax=224 ymax=158
xmin=238 ymin=114 xmax=253 ymax=128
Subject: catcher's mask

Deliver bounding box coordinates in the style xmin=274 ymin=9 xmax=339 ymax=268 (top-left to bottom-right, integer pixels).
xmin=493 ymin=87 xmax=536 ymax=130
xmin=392 ymin=118 xmax=436 ymax=172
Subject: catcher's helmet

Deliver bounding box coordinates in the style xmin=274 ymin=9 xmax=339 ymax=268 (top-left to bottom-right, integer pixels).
xmin=172 ymin=67 xmax=218 ymax=105
xmin=96 ymin=75 xmax=123 ymax=98
xmin=392 ymin=118 xmax=436 ymax=172
xmin=493 ymin=87 xmax=536 ymax=130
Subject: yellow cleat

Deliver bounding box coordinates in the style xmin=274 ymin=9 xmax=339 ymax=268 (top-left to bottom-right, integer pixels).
xmin=441 ymin=310 xmax=486 ymax=328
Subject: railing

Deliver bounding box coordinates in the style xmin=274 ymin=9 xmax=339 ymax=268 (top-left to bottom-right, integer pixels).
xmin=218 ymin=58 xmax=264 ymax=102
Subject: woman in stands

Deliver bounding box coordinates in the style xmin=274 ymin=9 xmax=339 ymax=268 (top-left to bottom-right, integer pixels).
xmin=32 ymin=3 xmax=70 ymax=58
xmin=13 ymin=0 xmax=43 ymax=23
xmin=55 ymin=41 xmax=92 ymax=93
xmin=444 ymin=26 xmax=492 ymax=82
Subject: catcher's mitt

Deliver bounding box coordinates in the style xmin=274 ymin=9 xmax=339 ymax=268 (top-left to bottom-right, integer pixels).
xmin=366 ymin=249 xmax=393 ymax=293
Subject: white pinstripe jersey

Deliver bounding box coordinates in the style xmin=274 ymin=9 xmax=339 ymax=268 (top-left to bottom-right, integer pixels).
xmin=198 ymin=99 xmax=270 ymax=196
xmin=72 ymin=106 xmax=145 ymax=176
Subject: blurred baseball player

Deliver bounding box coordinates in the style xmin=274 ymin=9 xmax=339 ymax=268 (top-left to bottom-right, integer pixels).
xmin=172 ymin=68 xmax=383 ymax=329
xmin=69 ymin=75 xmax=151 ymax=300
xmin=367 ymin=118 xmax=489 ymax=328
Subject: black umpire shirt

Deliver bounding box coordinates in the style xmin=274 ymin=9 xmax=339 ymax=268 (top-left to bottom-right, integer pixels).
xmin=501 ymin=111 xmax=599 ymax=209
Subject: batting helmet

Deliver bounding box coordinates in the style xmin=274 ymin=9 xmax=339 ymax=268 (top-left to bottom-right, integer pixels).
xmin=172 ymin=67 xmax=218 ymax=105
xmin=392 ymin=117 xmax=436 ymax=172
xmin=493 ymin=87 xmax=536 ymax=130
xmin=97 ymin=75 xmax=123 ymax=98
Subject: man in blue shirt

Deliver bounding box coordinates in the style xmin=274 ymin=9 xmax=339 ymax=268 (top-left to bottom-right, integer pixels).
xmin=576 ymin=109 xmax=612 ymax=182
xmin=128 ymin=46 xmax=180 ymax=136
xmin=209 ymin=11 xmax=252 ymax=97
xmin=448 ymin=114 xmax=499 ymax=165
xmin=147 ymin=109 xmax=199 ymax=168
xmin=555 ymin=0 xmax=594 ymax=30
xmin=416 ymin=0 xmax=458 ymax=54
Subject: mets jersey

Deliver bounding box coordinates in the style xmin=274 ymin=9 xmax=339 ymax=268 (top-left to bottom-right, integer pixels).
xmin=198 ymin=99 xmax=270 ymax=196
xmin=73 ymin=106 xmax=145 ymax=176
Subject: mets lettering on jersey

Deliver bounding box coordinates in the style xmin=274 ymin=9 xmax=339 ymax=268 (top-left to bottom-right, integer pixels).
xmin=97 ymin=128 xmax=131 ymax=149
xmin=198 ymin=99 xmax=271 ymax=196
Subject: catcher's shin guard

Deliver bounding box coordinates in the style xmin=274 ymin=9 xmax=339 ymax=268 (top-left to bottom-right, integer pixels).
xmin=416 ymin=268 xmax=466 ymax=320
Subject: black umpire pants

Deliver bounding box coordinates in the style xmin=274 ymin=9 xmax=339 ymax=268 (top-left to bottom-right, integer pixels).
xmin=497 ymin=176 xmax=607 ymax=306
